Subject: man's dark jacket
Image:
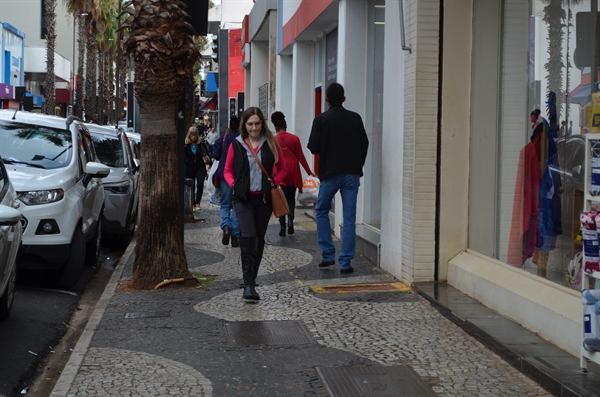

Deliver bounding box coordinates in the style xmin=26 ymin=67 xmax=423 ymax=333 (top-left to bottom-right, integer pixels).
xmin=212 ymin=130 xmax=240 ymax=183
xmin=307 ymin=105 xmax=369 ymax=181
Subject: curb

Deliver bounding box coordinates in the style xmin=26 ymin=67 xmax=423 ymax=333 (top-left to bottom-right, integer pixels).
xmin=50 ymin=240 xmax=136 ymax=396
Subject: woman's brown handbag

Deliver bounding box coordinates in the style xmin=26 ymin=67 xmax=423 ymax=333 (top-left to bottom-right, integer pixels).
xmin=245 ymin=140 xmax=290 ymax=218
xmin=270 ymin=185 xmax=290 ymax=218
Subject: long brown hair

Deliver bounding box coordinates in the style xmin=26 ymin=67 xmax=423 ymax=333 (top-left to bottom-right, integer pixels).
xmin=239 ymin=107 xmax=280 ymax=162
xmin=184 ymin=126 xmax=200 ymax=145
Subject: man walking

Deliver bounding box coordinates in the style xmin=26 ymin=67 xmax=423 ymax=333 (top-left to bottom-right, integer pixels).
xmin=308 ymin=83 xmax=369 ymax=274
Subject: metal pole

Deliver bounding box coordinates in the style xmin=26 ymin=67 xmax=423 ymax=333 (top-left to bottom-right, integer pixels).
xmin=71 ymin=14 xmax=76 ymax=112
xmin=115 ymin=1 xmax=122 ymax=124
xmin=399 ymin=0 xmax=412 ymax=53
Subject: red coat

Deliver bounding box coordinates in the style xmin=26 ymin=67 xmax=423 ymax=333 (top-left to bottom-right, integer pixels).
xmin=507 ymin=134 xmax=541 ymax=266
xmin=275 ymin=131 xmax=313 ymax=192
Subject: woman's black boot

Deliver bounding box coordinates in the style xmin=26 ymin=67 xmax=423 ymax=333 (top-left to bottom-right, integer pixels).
xmin=279 ymin=223 xmax=286 ymax=237
xmin=251 ymin=240 xmax=265 ymax=288
xmin=240 ymin=237 xmax=259 ymax=300
xmin=288 ymin=219 xmax=294 ymax=235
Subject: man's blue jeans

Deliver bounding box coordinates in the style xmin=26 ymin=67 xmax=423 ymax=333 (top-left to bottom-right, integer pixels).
xmin=315 ymin=174 xmax=360 ymax=269
xmin=219 ymin=181 xmax=240 ymax=237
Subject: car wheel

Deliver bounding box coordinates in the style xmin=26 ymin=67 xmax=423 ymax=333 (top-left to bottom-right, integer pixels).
xmin=116 ymin=207 xmax=134 ymax=250
xmin=85 ymin=216 xmax=102 ymax=266
xmin=56 ymin=227 xmax=86 ymax=289
xmin=0 ymin=264 xmax=16 ymax=320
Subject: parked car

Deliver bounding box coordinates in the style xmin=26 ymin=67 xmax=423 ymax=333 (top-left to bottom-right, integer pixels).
xmin=0 ymin=110 xmax=109 ymax=289
xmin=87 ymin=124 xmax=140 ymax=248
xmin=0 ymin=159 xmax=22 ymax=320
xmin=125 ymin=131 xmax=141 ymax=162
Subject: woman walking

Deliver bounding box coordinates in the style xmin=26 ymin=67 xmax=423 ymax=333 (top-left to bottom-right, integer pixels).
xmin=212 ymin=115 xmax=241 ymax=247
xmin=271 ymin=111 xmax=315 ymax=236
xmin=185 ymin=126 xmax=209 ymax=211
xmin=223 ymin=107 xmax=287 ymax=300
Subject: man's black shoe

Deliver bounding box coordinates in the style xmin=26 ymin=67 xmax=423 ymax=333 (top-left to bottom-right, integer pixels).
xmin=318 ymin=260 xmax=335 ymax=268
xmin=231 ymin=235 xmax=239 ymax=247
xmin=222 ymin=226 xmax=231 ymax=245
xmin=340 ymin=267 xmax=354 ymax=274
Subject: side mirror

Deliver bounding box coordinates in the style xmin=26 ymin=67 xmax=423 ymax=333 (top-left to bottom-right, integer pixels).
xmin=133 ymin=158 xmax=140 ymax=172
xmin=0 ymin=205 xmax=22 ymax=226
xmin=83 ymin=161 xmax=110 ymax=187
xmin=572 ymin=165 xmax=582 ymax=177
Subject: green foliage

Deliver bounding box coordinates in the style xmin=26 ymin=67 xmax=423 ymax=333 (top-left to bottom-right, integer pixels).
xmin=194 ymin=274 xmax=216 ymax=289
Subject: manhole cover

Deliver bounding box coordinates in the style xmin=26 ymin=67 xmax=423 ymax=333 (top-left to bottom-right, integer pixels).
xmin=225 ymin=320 xmax=315 ymax=345
xmin=124 ymin=311 xmax=170 ymax=319
xmin=311 ymin=283 xmax=412 ymax=294
xmin=316 ymin=365 xmax=437 ymax=397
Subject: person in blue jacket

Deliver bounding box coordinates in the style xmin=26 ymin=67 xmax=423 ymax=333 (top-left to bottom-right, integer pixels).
xmin=212 ymin=115 xmax=241 ymax=247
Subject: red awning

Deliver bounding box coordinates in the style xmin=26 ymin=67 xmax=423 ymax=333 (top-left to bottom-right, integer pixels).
xmin=200 ymin=95 xmax=217 ymax=111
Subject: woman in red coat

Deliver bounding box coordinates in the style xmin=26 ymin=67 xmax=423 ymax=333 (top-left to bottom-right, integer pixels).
xmin=272 ymin=111 xmax=315 ymax=236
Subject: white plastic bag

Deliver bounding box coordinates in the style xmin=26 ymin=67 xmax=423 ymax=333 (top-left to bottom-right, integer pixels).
xmin=205 ymin=160 xmax=219 ymax=194
xmin=297 ymin=175 xmax=320 ymax=206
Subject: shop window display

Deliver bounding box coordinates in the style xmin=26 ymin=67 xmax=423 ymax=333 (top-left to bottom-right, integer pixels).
xmin=492 ymin=1 xmax=599 ymax=289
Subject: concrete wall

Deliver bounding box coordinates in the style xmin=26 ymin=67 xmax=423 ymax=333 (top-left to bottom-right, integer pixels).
xmin=438 ymin=1 xmax=472 ymax=280
xmin=380 ymin=0 xmax=406 ymax=280
xmin=1 ymin=0 xmax=75 ymax=71
xmin=290 ymin=41 xmax=313 ymax=154
xmin=248 ymin=41 xmax=268 ymax=107
xmin=449 ymin=251 xmax=581 ymax=356
xmin=336 ymin=0 xmax=368 ymax=235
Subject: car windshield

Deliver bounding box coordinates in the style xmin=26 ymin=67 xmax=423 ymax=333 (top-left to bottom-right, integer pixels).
xmin=90 ymin=132 xmax=124 ymax=168
xmin=0 ymin=121 xmax=72 ymax=169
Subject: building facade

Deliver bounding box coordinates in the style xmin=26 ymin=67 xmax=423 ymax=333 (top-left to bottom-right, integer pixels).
xmin=0 ymin=22 xmax=25 ymax=109
xmin=242 ymin=0 xmax=600 ymax=357
xmin=1 ymin=0 xmax=75 ymax=113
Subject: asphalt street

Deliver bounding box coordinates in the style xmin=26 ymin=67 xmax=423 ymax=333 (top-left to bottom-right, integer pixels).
xmin=0 ymin=247 xmax=120 ymax=397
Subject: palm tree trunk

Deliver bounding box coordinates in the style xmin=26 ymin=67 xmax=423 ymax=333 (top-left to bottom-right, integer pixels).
xmin=543 ymin=0 xmax=566 ymax=119
xmin=85 ymin=25 xmax=98 ymax=122
xmin=43 ymin=0 xmax=57 ymax=115
xmin=132 ymin=99 xmax=190 ymax=289
xmin=75 ymin=14 xmax=87 ymax=119
xmin=106 ymin=52 xmax=113 ymax=125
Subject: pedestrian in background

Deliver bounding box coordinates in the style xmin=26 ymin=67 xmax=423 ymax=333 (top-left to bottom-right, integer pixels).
xmin=184 ymin=126 xmax=209 ymax=211
xmin=308 ymin=83 xmax=369 ymax=274
xmin=272 ymin=111 xmax=315 ymax=237
xmin=569 ymin=120 xmax=573 ymax=136
xmin=224 ymin=107 xmax=287 ymax=300
xmin=206 ymin=126 xmax=219 ymax=152
xmin=212 ymin=115 xmax=241 ymax=247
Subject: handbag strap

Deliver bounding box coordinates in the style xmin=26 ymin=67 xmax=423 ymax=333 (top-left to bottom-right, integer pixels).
xmin=244 ymin=139 xmax=276 ymax=189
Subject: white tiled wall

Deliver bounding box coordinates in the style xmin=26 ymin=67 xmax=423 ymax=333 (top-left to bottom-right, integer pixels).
xmin=401 ymin=0 xmax=440 ymax=283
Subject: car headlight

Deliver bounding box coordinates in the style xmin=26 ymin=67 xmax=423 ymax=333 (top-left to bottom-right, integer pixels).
xmin=104 ymin=181 xmax=130 ymax=194
xmin=18 ymin=189 xmax=65 ymax=205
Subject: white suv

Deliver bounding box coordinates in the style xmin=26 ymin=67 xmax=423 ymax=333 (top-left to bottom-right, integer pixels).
xmin=0 ymin=110 xmax=109 ymax=288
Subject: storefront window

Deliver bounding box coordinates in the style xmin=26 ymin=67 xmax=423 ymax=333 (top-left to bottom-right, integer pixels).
xmin=363 ymin=0 xmax=384 ymax=229
xmin=475 ymin=0 xmax=599 ymax=290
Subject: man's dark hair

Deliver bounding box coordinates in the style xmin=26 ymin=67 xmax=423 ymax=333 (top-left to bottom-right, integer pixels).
xmin=326 ymin=83 xmax=344 ymax=106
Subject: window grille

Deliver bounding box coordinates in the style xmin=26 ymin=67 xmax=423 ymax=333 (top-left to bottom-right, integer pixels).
xmin=258 ymin=83 xmax=268 ymax=120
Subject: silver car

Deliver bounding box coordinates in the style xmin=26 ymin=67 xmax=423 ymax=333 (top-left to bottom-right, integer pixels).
xmin=0 ymin=159 xmax=22 ymax=319
xmin=87 ymin=124 xmax=139 ymax=249
xmin=125 ymin=131 xmax=141 ymax=162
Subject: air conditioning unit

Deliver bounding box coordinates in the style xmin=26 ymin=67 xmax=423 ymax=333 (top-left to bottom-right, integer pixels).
xmin=242 ymin=43 xmax=251 ymax=70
